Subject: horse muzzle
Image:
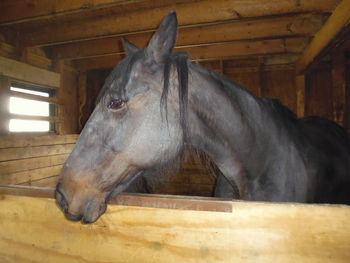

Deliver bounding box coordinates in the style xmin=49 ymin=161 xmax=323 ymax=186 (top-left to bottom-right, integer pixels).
xmin=55 ymin=183 xmax=107 ymax=224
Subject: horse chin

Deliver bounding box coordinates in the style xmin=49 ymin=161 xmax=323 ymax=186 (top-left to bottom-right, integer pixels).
xmin=80 ymin=200 xmax=107 ymax=224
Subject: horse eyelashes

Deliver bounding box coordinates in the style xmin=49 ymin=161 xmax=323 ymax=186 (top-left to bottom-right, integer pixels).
xmin=107 ymin=99 xmax=125 ymax=110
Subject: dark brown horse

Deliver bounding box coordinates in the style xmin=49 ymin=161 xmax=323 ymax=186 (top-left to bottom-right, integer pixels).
xmin=56 ymin=11 xmax=350 ymax=223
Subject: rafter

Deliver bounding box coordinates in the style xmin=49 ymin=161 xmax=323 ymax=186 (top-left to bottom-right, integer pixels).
xmin=0 ymin=0 xmax=144 ymax=25
xmin=51 ymin=14 xmax=324 ymax=60
xmin=74 ymin=37 xmax=309 ymax=71
xmin=296 ymin=0 xmax=350 ymax=73
xmin=19 ymin=0 xmax=340 ymax=47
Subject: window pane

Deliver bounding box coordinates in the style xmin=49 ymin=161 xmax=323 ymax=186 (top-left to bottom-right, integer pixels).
xmin=9 ymin=97 xmax=49 ymax=116
xmin=10 ymin=87 xmax=49 ymax=97
xmin=9 ymin=119 xmax=49 ymax=132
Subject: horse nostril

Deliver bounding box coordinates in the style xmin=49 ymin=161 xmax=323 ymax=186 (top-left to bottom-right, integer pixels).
xmin=55 ymin=184 xmax=68 ymax=213
xmin=66 ymin=212 xmax=82 ymax=222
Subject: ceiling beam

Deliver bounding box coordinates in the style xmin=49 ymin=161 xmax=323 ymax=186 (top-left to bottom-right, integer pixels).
xmin=74 ymin=37 xmax=309 ymax=71
xmin=296 ymin=0 xmax=350 ymax=74
xmin=0 ymin=0 xmax=146 ymax=25
xmin=20 ymin=0 xmax=340 ymax=47
xmin=51 ymin=14 xmax=325 ymax=60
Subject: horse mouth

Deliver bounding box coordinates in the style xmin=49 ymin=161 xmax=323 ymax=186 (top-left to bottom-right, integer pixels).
xmin=55 ymin=183 xmax=107 ymax=224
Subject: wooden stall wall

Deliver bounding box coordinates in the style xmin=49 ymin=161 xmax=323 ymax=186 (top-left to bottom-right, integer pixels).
xmin=201 ymin=58 xmax=297 ymax=112
xmin=305 ymin=63 xmax=333 ymax=120
xmin=0 ymin=134 xmax=78 ymax=187
xmin=1 ymin=187 xmax=350 ymax=263
xmin=56 ymin=63 xmax=80 ymax=135
xmin=0 ymin=134 xmax=216 ymax=196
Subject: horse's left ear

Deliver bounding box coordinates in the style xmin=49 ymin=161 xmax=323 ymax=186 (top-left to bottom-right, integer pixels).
xmin=122 ymin=38 xmax=140 ymax=55
xmin=146 ymin=10 xmax=178 ymax=63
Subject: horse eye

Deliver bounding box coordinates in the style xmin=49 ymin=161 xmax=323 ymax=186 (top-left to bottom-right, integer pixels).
xmin=107 ymin=99 xmax=125 ymax=110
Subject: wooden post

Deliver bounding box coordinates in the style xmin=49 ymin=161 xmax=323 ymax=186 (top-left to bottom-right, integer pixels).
xmin=78 ymin=72 xmax=87 ymax=131
xmin=296 ymin=75 xmax=306 ymax=118
xmin=0 ymin=75 xmax=10 ymax=135
xmin=332 ymin=53 xmax=346 ymax=126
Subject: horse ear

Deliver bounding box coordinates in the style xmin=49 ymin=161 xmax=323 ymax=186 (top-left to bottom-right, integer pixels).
xmin=146 ymin=10 xmax=178 ymax=62
xmin=122 ymin=38 xmax=140 ymax=55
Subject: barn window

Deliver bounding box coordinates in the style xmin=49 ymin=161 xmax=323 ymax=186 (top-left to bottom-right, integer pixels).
xmin=8 ymin=82 xmax=56 ymax=132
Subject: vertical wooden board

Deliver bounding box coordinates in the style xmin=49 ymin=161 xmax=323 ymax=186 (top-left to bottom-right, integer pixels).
xmin=262 ymin=67 xmax=297 ymax=113
xmin=0 ymin=195 xmax=350 ymax=262
xmin=81 ymin=69 xmax=111 ymax=128
xmin=305 ymin=65 xmax=333 ymax=120
xmin=296 ymin=75 xmax=306 ymax=118
xmin=346 ymin=57 xmax=350 ymax=131
xmin=58 ymin=66 xmax=79 ymax=134
xmin=227 ymin=70 xmax=261 ymax=97
xmin=332 ymin=55 xmax=346 ymax=126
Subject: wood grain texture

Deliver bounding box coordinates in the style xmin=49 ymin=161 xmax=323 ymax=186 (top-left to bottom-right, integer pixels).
xmin=0 ymin=194 xmax=349 ymax=262
xmin=0 ymin=56 xmax=60 ymax=88
xmin=52 ymin=13 xmax=325 ymax=60
xmin=0 ymin=134 xmax=78 ymax=148
xmin=19 ymin=0 xmax=340 ymax=47
xmin=296 ymin=0 xmax=350 ymax=73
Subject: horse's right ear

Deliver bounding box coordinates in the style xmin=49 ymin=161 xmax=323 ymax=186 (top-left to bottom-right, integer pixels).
xmin=145 ymin=11 xmax=178 ymax=63
xmin=122 ymin=38 xmax=140 ymax=55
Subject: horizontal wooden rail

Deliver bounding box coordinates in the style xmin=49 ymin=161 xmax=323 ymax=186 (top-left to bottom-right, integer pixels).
xmin=0 ymin=185 xmax=233 ymax=212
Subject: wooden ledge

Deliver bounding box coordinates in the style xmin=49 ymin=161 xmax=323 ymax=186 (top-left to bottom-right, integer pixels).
xmin=0 ymin=185 xmax=233 ymax=212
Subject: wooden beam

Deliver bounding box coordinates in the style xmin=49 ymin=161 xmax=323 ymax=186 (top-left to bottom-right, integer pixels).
xmin=0 ymin=0 xmax=146 ymax=25
xmin=296 ymin=0 xmax=350 ymax=73
xmin=0 ymin=56 xmax=60 ymax=88
xmin=75 ymin=38 xmax=309 ymax=71
xmin=296 ymin=75 xmax=306 ymax=118
xmin=20 ymin=0 xmax=340 ymax=47
xmin=0 ymin=188 xmax=349 ymax=262
xmin=0 ymin=134 xmax=78 ymax=148
xmin=0 ymin=76 xmax=10 ymax=135
xmin=332 ymin=53 xmax=346 ymax=126
xmin=51 ymin=14 xmax=325 ymax=60
xmin=0 ymin=144 xmax=75 ymax=162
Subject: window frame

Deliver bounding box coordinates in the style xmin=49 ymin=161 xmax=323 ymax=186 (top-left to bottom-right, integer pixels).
xmin=4 ymin=78 xmax=58 ymax=134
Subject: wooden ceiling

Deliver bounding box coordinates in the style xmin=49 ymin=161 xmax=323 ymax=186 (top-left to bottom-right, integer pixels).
xmin=0 ymin=0 xmax=344 ymax=72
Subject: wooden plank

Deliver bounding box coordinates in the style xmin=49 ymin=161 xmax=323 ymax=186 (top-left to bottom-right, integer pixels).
xmin=56 ymin=64 xmax=79 ymax=134
xmin=0 ymin=0 xmax=145 ymax=25
xmin=75 ymin=38 xmax=308 ymax=71
xmin=296 ymin=0 xmax=350 ymax=73
xmin=0 ymin=144 xmax=75 ymax=162
xmin=0 ymin=134 xmax=78 ymax=148
xmin=20 ymin=175 xmax=59 ymax=187
xmin=0 ymin=191 xmax=349 ymax=262
xmin=0 ymin=185 xmax=233 ymax=212
xmin=0 ymin=165 xmax=62 ymax=185
xmin=332 ymin=54 xmax=346 ymax=125
xmin=52 ymin=14 xmax=325 ymax=60
xmin=0 ymin=76 xmax=10 ymax=135
xmin=20 ymin=0 xmax=340 ymax=47
xmin=296 ymin=75 xmax=306 ymax=118
xmin=0 ymin=154 xmax=69 ymax=175
xmin=0 ymin=56 xmax=60 ymax=88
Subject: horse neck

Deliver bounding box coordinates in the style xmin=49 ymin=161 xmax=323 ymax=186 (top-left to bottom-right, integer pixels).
xmin=185 ymin=64 xmax=310 ymax=201
xmin=186 ymin=64 xmax=264 ymax=160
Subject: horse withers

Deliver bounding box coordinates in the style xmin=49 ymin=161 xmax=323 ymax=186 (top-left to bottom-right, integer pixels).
xmin=56 ymin=11 xmax=350 ymax=223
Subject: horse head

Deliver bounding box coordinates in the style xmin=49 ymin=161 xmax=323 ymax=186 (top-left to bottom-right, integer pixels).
xmin=56 ymin=11 xmax=186 ymax=223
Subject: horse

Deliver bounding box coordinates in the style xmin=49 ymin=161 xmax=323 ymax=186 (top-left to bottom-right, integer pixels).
xmin=55 ymin=11 xmax=350 ymax=223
